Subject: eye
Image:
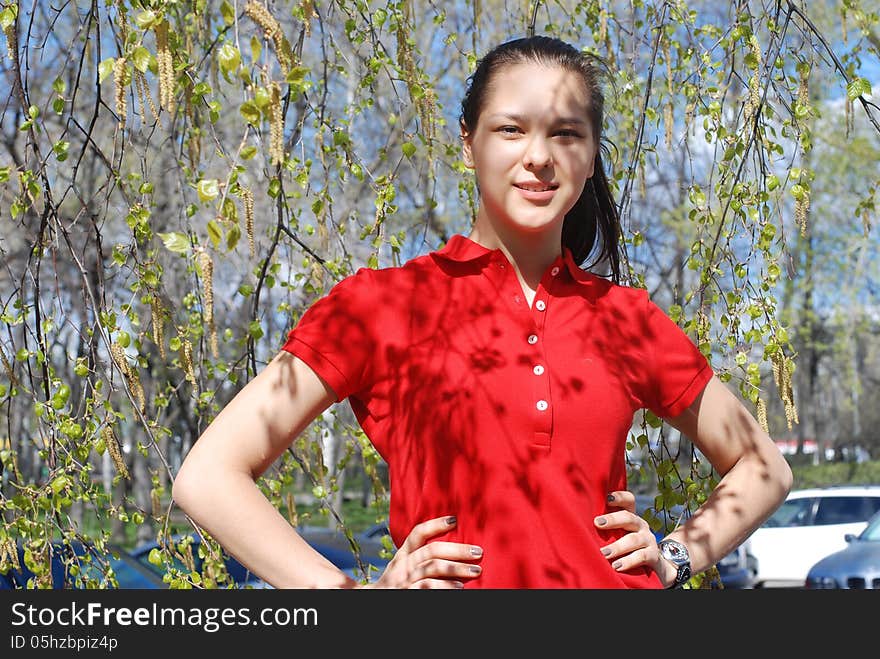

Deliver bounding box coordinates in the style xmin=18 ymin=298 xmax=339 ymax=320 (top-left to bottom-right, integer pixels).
xmin=555 ymin=129 xmax=582 ymax=138
xmin=497 ymin=125 xmax=521 ymax=134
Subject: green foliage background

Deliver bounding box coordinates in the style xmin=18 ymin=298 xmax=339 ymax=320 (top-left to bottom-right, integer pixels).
xmin=1 ymin=0 xmax=879 ymax=588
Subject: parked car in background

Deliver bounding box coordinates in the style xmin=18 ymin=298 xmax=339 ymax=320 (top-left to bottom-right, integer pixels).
xmin=129 ymin=534 xmax=271 ymax=588
xmin=633 ymin=493 xmax=754 ymax=588
xmin=296 ymin=522 xmax=390 ymax=583
xmin=746 ymin=485 xmax=880 ymax=588
xmin=1 ymin=539 xmax=165 ymax=589
xmin=715 ymin=542 xmax=757 ymax=589
xmin=130 ymin=528 xmax=390 ymax=588
xmin=806 ymin=509 xmax=880 ymax=589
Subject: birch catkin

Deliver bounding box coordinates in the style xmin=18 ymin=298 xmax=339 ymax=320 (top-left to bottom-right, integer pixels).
xmin=180 ymin=334 xmax=197 ymax=387
xmin=155 ymin=20 xmax=175 ymax=114
xmin=269 ymin=81 xmax=284 ymax=166
xmin=198 ymin=250 xmax=218 ymax=359
xmin=743 ymin=35 xmax=763 ymax=126
xmin=245 ymin=1 xmax=292 ymax=76
xmin=241 ymin=186 xmax=255 ymax=257
xmin=114 ymin=57 xmax=127 ymax=128
xmin=103 ymin=426 xmax=130 ymax=480
xmin=756 ymin=397 xmax=769 ymax=433
xmin=151 ymin=298 xmax=166 ymax=359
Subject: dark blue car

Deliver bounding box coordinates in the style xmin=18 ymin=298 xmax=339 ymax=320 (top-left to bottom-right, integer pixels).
xmin=1 ymin=539 xmax=165 ymax=589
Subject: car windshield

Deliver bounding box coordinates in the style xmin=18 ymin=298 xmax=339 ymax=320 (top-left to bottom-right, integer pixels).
xmin=762 ymin=497 xmax=814 ymax=528
xmin=859 ymin=514 xmax=880 ymax=541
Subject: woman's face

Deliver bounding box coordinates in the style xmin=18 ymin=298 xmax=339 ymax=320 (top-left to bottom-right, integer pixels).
xmin=462 ymin=61 xmax=597 ymax=239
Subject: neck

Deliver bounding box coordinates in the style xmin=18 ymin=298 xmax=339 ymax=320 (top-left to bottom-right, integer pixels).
xmin=467 ymin=212 xmax=563 ymax=290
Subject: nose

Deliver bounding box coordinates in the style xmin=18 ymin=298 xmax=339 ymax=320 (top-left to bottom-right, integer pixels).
xmin=522 ymin=136 xmax=552 ymax=170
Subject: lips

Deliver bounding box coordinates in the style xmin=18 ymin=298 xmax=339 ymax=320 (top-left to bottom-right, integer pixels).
xmin=514 ymin=182 xmax=559 ymax=192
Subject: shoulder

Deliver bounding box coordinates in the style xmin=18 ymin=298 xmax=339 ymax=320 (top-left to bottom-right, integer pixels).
xmin=575 ymin=270 xmax=650 ymax=309
xmin=321 ymin=252 xmax=439 ymax=300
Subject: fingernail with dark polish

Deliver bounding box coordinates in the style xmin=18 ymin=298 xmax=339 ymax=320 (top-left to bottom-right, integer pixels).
xmin=607 ymin=494 xmax=615 ymax=502
xmin=453 ymin=581 xmax=464 ymax=589
xmin=595 ymin=516 xmax=607 ymax=526
xmin=469 ymin=565 xmax=482 ymax=574
xmin=612 ymin=561 xmax=623 ymax=570
xmin=600 ymin=547 xmax=611 ymax=557
xmin=470 ymin=546 xmax=483 ymax=557
xmin=446 ymin=516 xmax=457 ymax=525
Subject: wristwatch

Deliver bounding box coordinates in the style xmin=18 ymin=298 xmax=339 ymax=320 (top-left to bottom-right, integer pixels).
xmin=658 ymin=539 xmax=692 ymax=589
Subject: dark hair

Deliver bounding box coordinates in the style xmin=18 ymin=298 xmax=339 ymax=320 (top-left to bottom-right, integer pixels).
xmin=459 ymin=36 xmax=621 ymax=283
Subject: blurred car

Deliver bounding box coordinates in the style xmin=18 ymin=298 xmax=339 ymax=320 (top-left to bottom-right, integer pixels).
xmin=635 ymin=493 xmax=755 ymax=588
xmin=129 ymin=534 xmax=271 ymax=589
xmin=806 ymin=509 xmax=880 ymax=589
xmin=130 ymin=529 xmax=390 ymax=588
xmin=295 ymin=522 xmax=391 ymax=583
xmin=714 ymin=542 xmax=757 ymax=589
xmin=746 ymin=485 xmax=880 ymax=588
xmin=1 ymin=539 xmax=165 ymax=589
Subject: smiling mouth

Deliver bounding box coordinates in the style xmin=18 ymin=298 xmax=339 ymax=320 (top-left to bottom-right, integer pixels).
xmin=514 ymin=183 xmax=559 ymax=192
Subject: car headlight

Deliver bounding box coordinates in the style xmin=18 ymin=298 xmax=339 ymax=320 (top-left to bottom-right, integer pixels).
xmin=805 ymin=575 xmax=837 ymax=589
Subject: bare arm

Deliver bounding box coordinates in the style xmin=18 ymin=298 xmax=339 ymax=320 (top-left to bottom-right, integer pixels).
xmin=659 ymin=375 xmax=793 ymax=581
xmin=172 ymin=350 xmax=357 ymax=588
xmin=596 ymin=376 xmax=792 ymax=587
xmin=172 ymin=350 xmax=484 ymax=589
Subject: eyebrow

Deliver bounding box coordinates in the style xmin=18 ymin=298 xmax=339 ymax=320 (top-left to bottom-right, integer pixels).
xmin=487 ymin=113 xmax=588 ymax=126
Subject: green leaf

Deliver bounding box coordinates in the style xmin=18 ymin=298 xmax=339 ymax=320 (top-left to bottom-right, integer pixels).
xmin=158 ymin=232 xmax=191 ymax=255
xmin=206 ymin=219 xmax=222 ymax=248
xmin=132 ymin=46 xmax=152 ymax=73
xmin=51 ymin=475 xmax=71 ymax=494
xmin=53 ymin=141 xmax=69 ymax=162
xmin=99 ymin=58 xmax=116 ymax=84
xmin=846 ymin=77 xmax=871 ymax=101
xmin=197 ymin=179 xmax=220 ymax=203
xmin=148 ymin=548 xmax=163 ymax=567
xmin=402 ymin=142 xmax=416 ymax=158
xmin=226 ymin=222 xmax=241 ymax=251
xmin=240 ymin=145 xmax=258 ymax=160
xmin=254 ymin=86 xmax=270 ymax=109
xmin=239 ymin=100 xmax=261 ymax=125
xmin=286 ymin=66 xmax=310 ymax=86
xmin=0 ymin=7 xmax=16 ymax=30
xmin=218 ymin=43 xmax=241 ymax=78
xmin=220 ymin=0 xmax=235 ymax=25
xmin=135 ymin=10 xmax=159 ymax=30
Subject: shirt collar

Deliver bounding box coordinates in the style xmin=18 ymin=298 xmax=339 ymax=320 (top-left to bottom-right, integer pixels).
xmin=432 ymin=234 xmax=596 ymax=288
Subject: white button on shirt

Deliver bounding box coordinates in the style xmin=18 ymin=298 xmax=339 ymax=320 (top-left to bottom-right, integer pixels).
xmin=536 ymin=400 xmax=549 ymax=411
xmin=533 ymin=365 xmax=544 ymax=375
xmin=550 ymin=266 xmax=560 ymax=276
xmin=535 ymin=300 xmax=546 ymax=311
xmin=527 ymin=334 xmax=538 ymax=345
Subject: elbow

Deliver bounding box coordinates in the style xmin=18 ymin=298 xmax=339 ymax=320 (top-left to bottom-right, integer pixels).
xmin=171 ymin=461 xmax=199 ymax=517
xmin=774 ymin=451 xmax=794 ymax=501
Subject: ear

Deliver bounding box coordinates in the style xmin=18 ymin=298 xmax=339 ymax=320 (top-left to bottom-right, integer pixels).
xmin=460 ymin=122 xmax=474 ymax=169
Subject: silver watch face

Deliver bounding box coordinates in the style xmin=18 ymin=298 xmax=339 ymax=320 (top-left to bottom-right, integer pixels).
xmin=660 ymin=540 xmax=689 ymax=565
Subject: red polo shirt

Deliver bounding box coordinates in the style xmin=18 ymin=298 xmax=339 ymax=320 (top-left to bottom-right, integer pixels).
xmin=282 ymin=234 xmax=713 ymax=588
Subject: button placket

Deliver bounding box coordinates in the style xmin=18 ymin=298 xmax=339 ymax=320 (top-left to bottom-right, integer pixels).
xmin=527 ymin=322 xmax=552 ymax=449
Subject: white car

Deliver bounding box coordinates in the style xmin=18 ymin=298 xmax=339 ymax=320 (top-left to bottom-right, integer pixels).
xmin=747 ymin=486 xmax=880 ymax=588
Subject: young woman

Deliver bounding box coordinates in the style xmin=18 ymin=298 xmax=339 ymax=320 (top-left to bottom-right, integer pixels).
xmin=172 ymin=36 xmax=792 ymax=589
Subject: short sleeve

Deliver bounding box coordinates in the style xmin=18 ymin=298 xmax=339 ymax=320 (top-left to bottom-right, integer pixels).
xmin=642 ymin=294 xmax=713 ymax=418
xmin=280 ymin=268 xmax=378 ymax=401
